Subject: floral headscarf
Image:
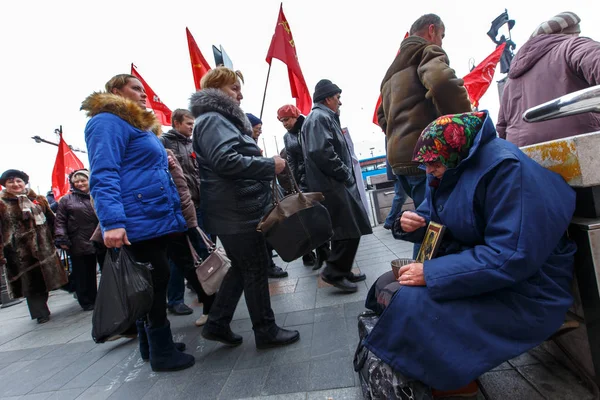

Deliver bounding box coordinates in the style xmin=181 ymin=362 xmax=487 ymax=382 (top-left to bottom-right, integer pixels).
xmin=413 ymin=112 xmax=486 ymax=169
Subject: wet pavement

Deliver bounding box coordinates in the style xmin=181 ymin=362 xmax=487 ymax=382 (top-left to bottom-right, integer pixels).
xmin=0 ymin=226 xmax=595 ymax=399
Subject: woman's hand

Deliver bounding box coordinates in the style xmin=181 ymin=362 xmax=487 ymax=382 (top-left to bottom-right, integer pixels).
xmin=103 ymin=228 xmax=131 ymax=248
xmin=167 ymin=155 xmax=176 ymax=169
xmin=400 ymin=211 xmax=426 ymax=233
xmin=397 ymin=262 xmax=426 ymax=286
xmin=273 ymin=155 xmax=286 ymax=174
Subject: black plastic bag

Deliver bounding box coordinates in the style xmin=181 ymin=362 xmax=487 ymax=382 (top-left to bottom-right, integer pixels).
xmin=92 ymin=248 xmax=153 ymax=343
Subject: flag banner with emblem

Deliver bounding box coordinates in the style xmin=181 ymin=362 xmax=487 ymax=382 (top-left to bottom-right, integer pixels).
xmin=52 ymin=134 xmax=85 ymax=201
xmin=131 ymin=64 xmax=172 ymax=126
xmin=265 ymin=4 xmax=311 ymax=115
xmin=463 ymin=42 xmax=506 ymax=108
xmin=187 ymin=28 xmax=212 ymax=91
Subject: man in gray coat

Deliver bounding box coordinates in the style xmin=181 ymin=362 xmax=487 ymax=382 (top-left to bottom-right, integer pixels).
xmin=301 ymin=79 xmax=372 ymax=292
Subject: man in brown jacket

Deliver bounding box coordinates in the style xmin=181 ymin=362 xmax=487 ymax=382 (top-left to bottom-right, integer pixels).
xmin=497 ymin=12 xmax=600 ymax=147
xmin=377 ymin=13 xmax=471 ymax=255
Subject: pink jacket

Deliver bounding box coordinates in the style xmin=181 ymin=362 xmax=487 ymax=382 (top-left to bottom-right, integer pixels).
xmin=497 ymin=34 xmax=600 ymax=147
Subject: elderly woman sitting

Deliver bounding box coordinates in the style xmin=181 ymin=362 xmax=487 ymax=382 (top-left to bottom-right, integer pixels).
xmin=364 ymin=111 xmax=577 ymax=397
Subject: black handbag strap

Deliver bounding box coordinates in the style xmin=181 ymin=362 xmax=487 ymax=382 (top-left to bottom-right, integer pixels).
xmin=271 ymin=162 xmax=304 ymax=205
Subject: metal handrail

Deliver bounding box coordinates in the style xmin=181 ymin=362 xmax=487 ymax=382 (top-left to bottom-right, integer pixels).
xmin=522 ymin=85 xmax=600 ymax=123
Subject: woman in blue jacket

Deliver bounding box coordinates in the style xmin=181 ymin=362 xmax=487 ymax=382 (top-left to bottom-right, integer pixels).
xmin=364 ymin=111 xmax=577 ymax=396
xmin=81 ymin=74 xmax=194 ymax=372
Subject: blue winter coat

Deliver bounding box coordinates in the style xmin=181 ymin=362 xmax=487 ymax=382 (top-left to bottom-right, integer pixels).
xmin=83 ymin=93 xmax=187 ymax=243
xmin=364 ymin=113 xmax=576 ymax=390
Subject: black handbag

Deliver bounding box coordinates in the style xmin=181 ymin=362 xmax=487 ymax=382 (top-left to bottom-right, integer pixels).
xmin=256 ymin=164 xmax=333 ymax=262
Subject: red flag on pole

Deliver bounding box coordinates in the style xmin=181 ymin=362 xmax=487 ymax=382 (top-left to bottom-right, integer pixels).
xmin=52 ymin=134 xmax=84 ymax=201
xmin=266 ymin=4 xmax=312 ymax=115
xmin=130 ymin=64 xmax=172 ymax=126
xmin=186 ymin=28 xmax=212 ymax=91
xmin=462 ymin=42 xmax=506 ymax=108
xmin=373 ymin=32 xmax=409 ymax=127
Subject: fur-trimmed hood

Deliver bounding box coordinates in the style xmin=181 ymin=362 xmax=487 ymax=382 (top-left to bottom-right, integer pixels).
xmin=189 ymin=89 xmax=253 ymax=136
xmin=81 ymin=92 xmax=162 ymax=136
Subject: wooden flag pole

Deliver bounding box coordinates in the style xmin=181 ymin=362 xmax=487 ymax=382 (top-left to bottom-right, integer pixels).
xmin=259 ymin=63 xmax=272 ymax=120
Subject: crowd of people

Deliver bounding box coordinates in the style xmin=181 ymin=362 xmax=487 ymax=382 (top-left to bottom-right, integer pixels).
xmin=1 ymin=8 xmax=599 ymax=398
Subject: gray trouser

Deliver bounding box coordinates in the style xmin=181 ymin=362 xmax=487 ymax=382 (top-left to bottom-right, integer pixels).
xmin=26 ymin=292 xmax=50 ymax=319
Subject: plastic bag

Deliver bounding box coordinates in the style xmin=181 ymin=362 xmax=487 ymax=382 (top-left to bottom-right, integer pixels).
xmin=92 ymin=248 xmax=154 ymax=343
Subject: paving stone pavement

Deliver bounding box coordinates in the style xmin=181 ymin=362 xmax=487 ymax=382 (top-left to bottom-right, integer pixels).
xmin=0 ymin=226 xmax=595 ymax=399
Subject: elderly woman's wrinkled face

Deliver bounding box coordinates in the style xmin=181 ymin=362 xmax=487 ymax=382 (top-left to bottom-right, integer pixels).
xmin=221 ymin=79 xmax=243 ymax=105
xmin=112 ymin=78 xmax=147 ymax=109
xmin=280 ymin=116 xmax=297 ymax=131
xmin=72 ymin=175 xmax=90 ymax=193
xmin=425 ymin=161 xmax=447 ymax=179
xmin=252 ymin=124 xmax=263 ymax=140
xmin=5 ymin=177 xmax=26 ymax=195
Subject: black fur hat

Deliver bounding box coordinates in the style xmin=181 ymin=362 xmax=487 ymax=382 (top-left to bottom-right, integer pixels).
xmin=0 ymin=169 xmax=29 ymax=186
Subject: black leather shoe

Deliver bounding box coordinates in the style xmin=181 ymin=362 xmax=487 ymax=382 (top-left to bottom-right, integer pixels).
xmin=168 ymin=303 xmax=193 ymax=316
xmin=268 ymin=265 xmax=288 ymax=278
xmin=347 ymin=273 xmax=366 ymax=283
xmin=320 ymin=274 xmax=358 ymax=293
xmin=201 ymin=327 xmax=243 ymax=346
xmin=302 ymin=252 xmax=316 ymax=267
xmin=313 ymin=247 xmax=328 ymax=271
xmin=256 ymin=327 xmax=300 ymax=349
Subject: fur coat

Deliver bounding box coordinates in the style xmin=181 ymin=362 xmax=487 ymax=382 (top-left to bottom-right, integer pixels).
xmin=0 ymin=189 xmax=68 ymax=298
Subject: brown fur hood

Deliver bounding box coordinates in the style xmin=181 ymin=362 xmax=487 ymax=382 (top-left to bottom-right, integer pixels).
xmin=80 ymin=92 xmax=162 ymax=136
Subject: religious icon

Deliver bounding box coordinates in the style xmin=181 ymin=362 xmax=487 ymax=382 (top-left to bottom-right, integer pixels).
xmin=416 ymin=222 xmax=446 ymax=263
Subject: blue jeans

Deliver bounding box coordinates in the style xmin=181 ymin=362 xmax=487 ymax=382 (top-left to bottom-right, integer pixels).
xmin=384 ymin=175 xmax=407 ymax=227
xmin=397 ymin=174 xmax=427 ymax=259
xmin=167 ymin=259 xmax=185 ymax=307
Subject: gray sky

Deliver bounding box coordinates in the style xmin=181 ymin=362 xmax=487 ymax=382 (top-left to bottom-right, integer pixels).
xmin=1 ymin=0 xmax=598 ymax=192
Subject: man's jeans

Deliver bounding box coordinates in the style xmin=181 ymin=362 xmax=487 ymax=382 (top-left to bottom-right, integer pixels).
xmin=384 ymin=175 xmax=407 ymax=228
xmin=167 ymin=259 xmax=185 ymax=307
xmin=397 ymin=174 xmax=427 ymax=259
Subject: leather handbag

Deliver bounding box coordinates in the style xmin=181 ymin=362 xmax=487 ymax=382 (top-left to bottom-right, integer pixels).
xmin=191 ymin=227 xmax=231 ymax=296
xmin=257 ymin=164 xmax=333 ymax=262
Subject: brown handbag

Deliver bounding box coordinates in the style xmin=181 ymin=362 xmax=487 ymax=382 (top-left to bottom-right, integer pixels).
xmin=256 ymin=164 xmax=333 ymax=262
xmin=191 ymin=227 xmax=231 ymax=296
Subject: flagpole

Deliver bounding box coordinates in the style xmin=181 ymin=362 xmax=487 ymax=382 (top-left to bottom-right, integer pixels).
xmin=259 ymin=64 xmax=272 ymax=120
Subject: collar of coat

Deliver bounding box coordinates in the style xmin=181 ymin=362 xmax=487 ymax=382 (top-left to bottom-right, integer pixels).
xmin=80 ymin=92 xmax=162 ymax=137
xmin=0 ymin=188 xmax=39 ymax=202
xmin=288 ymin=115 xmax=305 ymax=135
xmin=163 ymin=129 xmax=192 ymax=143
xmin=189 ymin=88 xmax=253 ymax=136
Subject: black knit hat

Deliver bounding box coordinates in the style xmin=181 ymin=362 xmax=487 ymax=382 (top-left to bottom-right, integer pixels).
xmin=0 ymin=169 xmax=29 ymax=186
xmin=313 ymin=79 xmax=342 ymax=103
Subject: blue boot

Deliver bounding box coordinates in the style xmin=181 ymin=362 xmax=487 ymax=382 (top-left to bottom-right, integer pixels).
xmin=146 ymin=322 xmax=195 ymax=372
xmin=136 ymin=320 xmax=187 ymax=362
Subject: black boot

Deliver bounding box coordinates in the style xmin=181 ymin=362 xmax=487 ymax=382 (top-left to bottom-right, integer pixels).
xmin=255 ymin=326 xmax=300 ymax=349
xmin=137 ymin=320 xmax=187 ymax=362
xmin=145 ymin=322 xmax=195 ymax=371
xmin=313 ymin=245 xmax=329 ymax=271
xmin=302 ymin=252 xmax=316 ymax=267
xmin=268 ymin=264 xmax=288 ymax=278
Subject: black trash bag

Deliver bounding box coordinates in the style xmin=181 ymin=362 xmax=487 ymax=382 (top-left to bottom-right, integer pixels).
xmin=92 ymin=248 xmax=153 ymax=343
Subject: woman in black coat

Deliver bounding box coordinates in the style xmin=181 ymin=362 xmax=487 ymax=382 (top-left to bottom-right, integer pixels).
xmin=189 ymin=66 xmax=300 ymax=349
xmin=55 ymin=169 xmax=105 ymax=311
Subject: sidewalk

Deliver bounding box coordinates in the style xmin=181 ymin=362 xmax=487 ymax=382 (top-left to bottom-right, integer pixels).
xmin=0 ymin=227 xmax=595 ymax=399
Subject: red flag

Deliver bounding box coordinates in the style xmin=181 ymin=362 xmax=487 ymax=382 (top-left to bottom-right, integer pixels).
xmin=266 ymin=4 xmax=311 ymax=115
xmin=52 ymin=134 xmax=85 ymax=201
xmin=463 ymin=42 xmax=506 ymax=108
xmin=186 ymin=28 xmax=212 ymax=91
xmin=130 ymin=64 xmax=172 ymax=126
xmin=373 ymin=32 xmax=409 ymax=127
